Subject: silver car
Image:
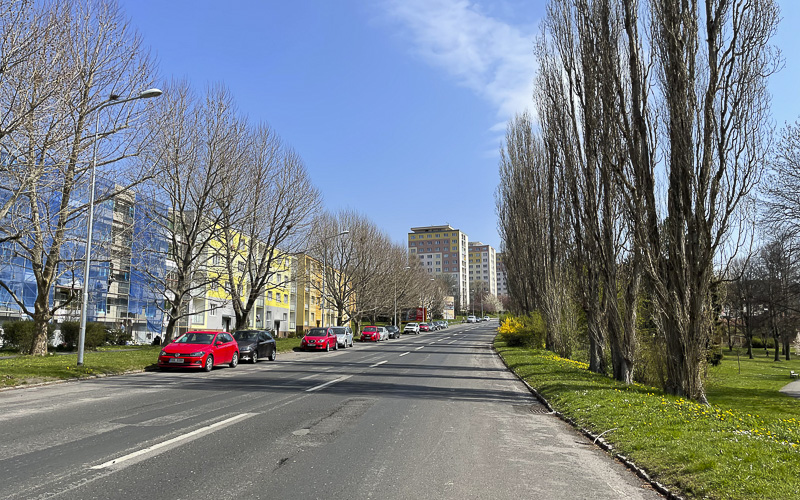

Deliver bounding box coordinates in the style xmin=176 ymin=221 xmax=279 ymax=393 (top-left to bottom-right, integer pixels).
xmin=331 ymin=326 xmax=354 ymax=348
xmin=377 ymin=326 xmax=389 ymax=341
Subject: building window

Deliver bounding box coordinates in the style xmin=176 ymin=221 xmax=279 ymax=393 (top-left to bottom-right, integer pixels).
xmin=410 ymin=235 xmax=415 ymax=239
xmin=268 ymin=291 xmax=273 ymax=300
xmin=436 ymin=268 xmax=440 ymax=272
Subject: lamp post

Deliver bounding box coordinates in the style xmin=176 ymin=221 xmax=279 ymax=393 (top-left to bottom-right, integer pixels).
xmin=77 ymin=88 xmax=163 ymax=366
xmin=394 ymin=266 xmax=411 ymax=328
xmin=320 ymin=230 xmax=349 ymax=328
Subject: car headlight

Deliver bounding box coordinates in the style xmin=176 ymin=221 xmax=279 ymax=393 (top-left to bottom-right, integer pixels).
xmin=160 ymin=350 xmax=167 ymax=356
xmin=188 ymin=351 xmax=205 ymax=357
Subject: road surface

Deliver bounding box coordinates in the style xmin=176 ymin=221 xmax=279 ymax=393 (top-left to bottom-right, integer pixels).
xmin=0 ymin=322 xmax=661 ymax=499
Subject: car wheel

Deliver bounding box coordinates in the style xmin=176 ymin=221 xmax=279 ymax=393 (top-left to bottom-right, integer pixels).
xmin=251 ymin=351 xmax=258 ymax=364
xmin=204 ymin=354 xmax=214 ymax=372
xmin=230 ymin=352 xmax=239 ymax=368
xmin=350 ymin=339 xmax=354 ymax=347
xmin=326 ymin=343 xmax=330 ymax=352
xmin=269 ymin=347 xmax=277 ymax=361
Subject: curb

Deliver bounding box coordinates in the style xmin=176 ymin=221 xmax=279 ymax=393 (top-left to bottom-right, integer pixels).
xmin=0 ymin=368 xmax=149 ymax=393
xmin=492 ymin=342 xmax=683 ymax=500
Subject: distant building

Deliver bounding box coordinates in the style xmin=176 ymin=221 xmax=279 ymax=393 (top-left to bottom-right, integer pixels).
xmin=407 ymin=225 xmax=469 ymax=311
xmin=468 ymin=241 xmax=497 ymax=297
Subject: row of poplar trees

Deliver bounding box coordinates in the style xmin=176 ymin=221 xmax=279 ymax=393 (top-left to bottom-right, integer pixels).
xmin=496 ymin=0 xmax=781 ymax=403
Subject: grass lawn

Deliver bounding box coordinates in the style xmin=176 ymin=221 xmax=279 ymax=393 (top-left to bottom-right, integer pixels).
xmin=0 ymin=338 xmax=303 ymax=388
xmin=495 ymin=340 xmax=800 ymax=500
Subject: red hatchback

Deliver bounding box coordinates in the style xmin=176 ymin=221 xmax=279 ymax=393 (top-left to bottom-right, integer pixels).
xmin=301 ymin=327 xmax=338 ymax=351
xmin=158 ymin=331 xmax=240 ymax=371
xmin=361 ymin=326 xmax=380 ymax=342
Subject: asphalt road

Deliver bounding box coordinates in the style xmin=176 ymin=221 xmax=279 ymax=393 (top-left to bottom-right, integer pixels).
xmin=0 ymin=322 xmax=662 ymax=500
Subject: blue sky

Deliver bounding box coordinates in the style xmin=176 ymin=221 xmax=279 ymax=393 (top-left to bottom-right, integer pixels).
xmin=120 ymin=0 xmax=799 ymax=251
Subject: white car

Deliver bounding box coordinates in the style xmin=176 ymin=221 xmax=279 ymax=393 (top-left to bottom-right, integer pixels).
xmin=378 ymin=326 xmax=389 ymax=341
xmin=403 ymin=322 xmax=420 ymax=334
xmin=331 ymin=326 xmax=354 ymax=348
xmin=467 ymin=315 xmax=477 ymax=323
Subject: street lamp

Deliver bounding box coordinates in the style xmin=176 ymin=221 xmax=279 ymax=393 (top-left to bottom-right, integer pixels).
xmin=393 ymin=266 xmax=411 ymax=328
xmin=320 ymin=230 xmax=349 ymax=328
xmin=77 ymin=88 xmax=163 ymax=366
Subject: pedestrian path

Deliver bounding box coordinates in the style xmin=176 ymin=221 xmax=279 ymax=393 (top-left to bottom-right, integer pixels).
xmin=779 ymin=379 xmax=800 ymax=398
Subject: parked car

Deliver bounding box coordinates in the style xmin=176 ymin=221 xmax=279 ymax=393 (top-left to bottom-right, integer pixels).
xmin=385 ymin=325 xmax=401 ymax=339
xmin=232 ymin=329 xmax=277 ymax=363
xmin=301 ymin=327 xmax=338 ymax=351
xmin=361 ymin=326 xmax=381 ymax=342
xmin=419 ymin=323 xmax=432 ymax=332
xmin=158 ymin=330 xmax=239 ymax=372
xmin=378 ymin=326 xmax=389 ymax=341
xmin=483 ymin=316 xmax=490 ymax=322
xmin=331 ymin=326 xmax=354 ymax=348
xmin=403 ymin=322 xmax=420 ymax=335
xmin=467 ymin=315 xmax=477 ymax=323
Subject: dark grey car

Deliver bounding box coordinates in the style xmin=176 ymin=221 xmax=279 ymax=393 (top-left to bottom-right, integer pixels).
xmin=232 ymin=330 xmax=277 ymax=363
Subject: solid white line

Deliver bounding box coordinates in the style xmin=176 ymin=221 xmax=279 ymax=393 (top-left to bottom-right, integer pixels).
xmin=399 ymin=352 xmax=410 ymax=357
xmin=306 ymin=375 xmax=352 ymax=392
xmin=91 ymin=413 xmax=255 ymax=469
xmin=415 ymin=346 xmax=424 ymax=350
xmin=370 ymin=360 xmax=388 ymax=368
xmin=448 ymin=339 xmax=457 ymax=344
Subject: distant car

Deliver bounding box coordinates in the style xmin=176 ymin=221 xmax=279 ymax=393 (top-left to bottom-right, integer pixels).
xmin=419 ymin=323 xmax=432 ymax=332
xmin=158 ymin=330 xmax=239 ymax=372
xmin=483 ymin=316 xmax=490 ymax=322
xmin=403 ymin=323 xmax=420 ymax=335
xmin=301 ymin=327 xmax=338 ymax=351
xmin=385 ymin=325 xmax=401 ymax=339
xmin=467 ymin=315 xmax=477 ymax=323
xmin=331 ymin=326 xmax=354 ymax=348
xmin=232 ymin=329 xmax=277 ymax=363
xmin=361 ymin=326 xmax=381 ymax=342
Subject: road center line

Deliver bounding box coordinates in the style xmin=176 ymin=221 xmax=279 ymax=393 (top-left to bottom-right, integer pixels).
xmin=399 ymin=352 xmax=410 ymax=357
xmin=415 ymin=346 xmax=424 ymax=350
xmin=369 ymin=360 xmax=388 ymax=368
xmin=91 ymin=413 xmax=255 ymax=470
xmin=306 ymin=375 xmax=352 ymax=392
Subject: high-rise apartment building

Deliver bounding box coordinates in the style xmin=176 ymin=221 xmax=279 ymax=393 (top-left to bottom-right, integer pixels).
xmin=407 ymin=225 xmax=469 ymax=311
xmin=468 ymin=242 xmax=497 ymax=297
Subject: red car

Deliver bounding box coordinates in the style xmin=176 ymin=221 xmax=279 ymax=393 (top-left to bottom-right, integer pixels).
xmin=301 ymin=327 xmax=339 ymax=351
xmin=158 ymin=330 xmax=239 ymax=372
xmin=361 ymin=326 xmax=380 ymax=342
xmin=419 ymin=323 xmax=432 ymax=332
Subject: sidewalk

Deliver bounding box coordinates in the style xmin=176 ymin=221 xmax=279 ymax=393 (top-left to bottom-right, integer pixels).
xmin=780 ymin=379 xmax=800 ymax=398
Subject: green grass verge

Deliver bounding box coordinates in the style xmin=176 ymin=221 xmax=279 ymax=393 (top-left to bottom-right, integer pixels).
xmin=0 ymin=346 xmax=162 ymax=387
xmin=495 ymin=340 xmax=800 ymax=500
xmin=0 ymin=338 xmax=303 ymax=387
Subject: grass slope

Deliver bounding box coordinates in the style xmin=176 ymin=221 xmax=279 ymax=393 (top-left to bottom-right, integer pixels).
xmin=495 ymin=341 xmax=800 ymax=500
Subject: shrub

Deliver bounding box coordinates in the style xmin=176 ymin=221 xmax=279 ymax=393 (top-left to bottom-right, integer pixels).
xmin=498 ymin=312 xmax=546 ymax=348
xmin=59 ymin=321 xmax=107 ymax=350
xmin=1 ymin=321 xmax=56 ymax=352
xmin=106 ymin=327 xmax=132 ymax=346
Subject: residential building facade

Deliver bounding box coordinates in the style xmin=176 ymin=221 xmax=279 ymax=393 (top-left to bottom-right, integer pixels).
xmin=407 ymin=225 xmax=469 ymax=311
xmin=468 ymin=241 xmax=497 ymax=297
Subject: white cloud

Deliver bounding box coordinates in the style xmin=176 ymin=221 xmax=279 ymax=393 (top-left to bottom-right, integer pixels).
xmin=382 ymin=0 xmax=538 ymax=122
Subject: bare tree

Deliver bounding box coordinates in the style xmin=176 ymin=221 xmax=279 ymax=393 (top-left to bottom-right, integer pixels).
xmin=0 ymin=0 xmax=157 ymax=355
xmin=218 ymin=123 xmax=321 ymax=331
xmin=763 ymin=120 xmax=800 ymax=237
xmin=137 ymin=82 xmax=240 ymax=342
xmin=0 ymin=0 xmax=64 ymax=239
